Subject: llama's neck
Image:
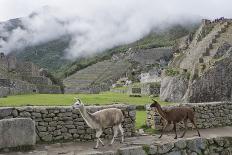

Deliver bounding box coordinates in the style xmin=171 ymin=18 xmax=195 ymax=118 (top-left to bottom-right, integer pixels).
xmin=155 ymin=104 xmax=167 ymax=120
xmin=79 ymin=106 xmax=97 ymax=129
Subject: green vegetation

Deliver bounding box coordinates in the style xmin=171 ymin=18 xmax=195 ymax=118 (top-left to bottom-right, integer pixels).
xmin=136 ymin=110 xmax=147 ymax=129
xmin=15 ymin=24 xmax=197 ymax=79
xmin=0 ymin=92 xmax=173 ymax=131
xmin=0 ymin=92 xmax=171 ymax=107
xmin=165 ymin=68 xmax=180 ymax=76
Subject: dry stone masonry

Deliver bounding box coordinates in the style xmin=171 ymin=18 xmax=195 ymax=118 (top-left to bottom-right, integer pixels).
xmin=0 ymin=53 xmax=61 ymax=97
xmin=117 ymin=137 xmax=232 ymax=155
xmin=146 ymin=102 xmax=232 ymax=130
xmin=147 ymin=136 xmax=232 ymax=155
xmin=0 ymin=104 xmax=136 ymax=143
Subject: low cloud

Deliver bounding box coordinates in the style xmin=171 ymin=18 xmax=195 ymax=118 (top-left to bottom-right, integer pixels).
xmin=0 ymin=0 xmax=231 ymax=58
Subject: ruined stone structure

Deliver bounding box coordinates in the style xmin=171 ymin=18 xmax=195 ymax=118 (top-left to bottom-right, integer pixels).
xmin=0 ymin=104 xmax=136 ymax=143
xmin=146 ymin=101 xmax=232 ymax=130
xmin=161 ymin=18 xmax=232 ymax=102
xmin=140 ymin=68 xmax=161 ymax=83
xmin=0 ymin=53 xmax=61 ymax=97
xmin=64 ymin=47 xmax=172 ymax=94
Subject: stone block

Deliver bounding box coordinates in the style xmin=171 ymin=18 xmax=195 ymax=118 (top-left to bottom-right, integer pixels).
xmin=118 ymin=146 xmax=147 ymax=155
xmin=0 ymin=107 xmax=13 ymax=119
xmin=0 ymin=118 xmax=36 ymax=149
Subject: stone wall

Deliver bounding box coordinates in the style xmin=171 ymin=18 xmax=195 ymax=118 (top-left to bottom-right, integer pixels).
xmin=36 ymin=84 xmax=61 ymax=94
xmin=118 ymin=136 xmax=232 ymax=155
xmin=16 ymin=62 xmax=40 ymax=77
xmin=22 ymin=76 xmax=52 ymax=85
xmin=146 ymin=102 xmax=232 ymax=130
xmin=130 ymin=47 xmax=172 ymax=65
xmin=141 ymin=83 xmax=160 ymax=96
xmin=0 ymin=87 xmax=9 ymax=97
xmin=0 ymin=104 xmax=136 ymax=143
xmin=9 ymin=79 xmax=37 ymax=95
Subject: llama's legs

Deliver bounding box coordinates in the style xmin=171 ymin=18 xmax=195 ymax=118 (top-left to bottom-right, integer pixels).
xmin=159 ymin=121 xmax=170 ymax=138
xmin=119 ymin=124 xmax=124 ymax=143
xmin=173 ymin=122 xmax=177 ymax=139
xmin=180 ymin=119 xmax=188 ymax=138
xmin=190 ymin=119 xmax=201 ymax=137
xmin=94 ymin=129 xmax=104 ymax=149
xmin=110 ymin=126 xmax=119 ymax=145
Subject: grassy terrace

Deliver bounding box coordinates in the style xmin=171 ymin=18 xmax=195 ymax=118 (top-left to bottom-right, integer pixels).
xmin=0 ymin=92 xmax=170 ymax=107
xmin=0 ymin=92 xmax=172 ymax=130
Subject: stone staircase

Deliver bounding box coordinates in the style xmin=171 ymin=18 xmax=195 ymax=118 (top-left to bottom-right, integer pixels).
xmin=198 ymin=21 xmax=231 ymax=75
xmin=63 ymin=60 xmax=131 ymax=93
xmin=177 ymin=19 xmax=232 ymax=77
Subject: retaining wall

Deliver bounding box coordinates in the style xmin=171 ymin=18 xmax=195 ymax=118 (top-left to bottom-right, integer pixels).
xmin=0 ymin=104 xmax=136 ymax=143
xmin=118 ymin=136 xmax=232 ymax=155
xmin=146 ymin=102 xmax=232 ymax=130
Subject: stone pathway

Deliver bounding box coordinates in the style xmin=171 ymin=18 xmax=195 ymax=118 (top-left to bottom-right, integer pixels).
xmin=1 ymin=126 xmax=232 ymax=155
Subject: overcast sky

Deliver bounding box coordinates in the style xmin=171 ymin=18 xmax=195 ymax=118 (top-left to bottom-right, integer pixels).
xmin=1 ymin=0 xmax=232 ymax=21
xmin=0 ymin=0 xmax=232 ymax=58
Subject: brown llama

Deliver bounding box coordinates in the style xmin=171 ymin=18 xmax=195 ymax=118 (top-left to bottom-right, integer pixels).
xmin=150 ymin=99 xmax=201 ymax=139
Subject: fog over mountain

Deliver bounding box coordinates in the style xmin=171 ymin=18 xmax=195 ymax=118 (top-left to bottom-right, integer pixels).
xmin=0 ymin=0 xmax=231 ymax=59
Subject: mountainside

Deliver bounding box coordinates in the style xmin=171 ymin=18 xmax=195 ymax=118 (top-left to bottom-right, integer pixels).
xmin=0 ymin=17 xmax=198 ymax=79
xmin=160 ymin=18 xmax=232 ymax=103
xmin=63 ymin=47 xmax=173 ymax=93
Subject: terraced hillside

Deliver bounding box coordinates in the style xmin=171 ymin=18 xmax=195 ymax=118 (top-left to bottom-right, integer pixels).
xmin=63 ymin=60 xmax=131 ymax=93
xmin=63 ymin=47 xmax=173 ymax=94
xmin=161 ymin=18 xmax=232 ymax=103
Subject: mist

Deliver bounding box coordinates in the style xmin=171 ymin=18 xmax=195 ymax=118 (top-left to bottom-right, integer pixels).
xmin=0 ymin=0 xmax=232 ymax=59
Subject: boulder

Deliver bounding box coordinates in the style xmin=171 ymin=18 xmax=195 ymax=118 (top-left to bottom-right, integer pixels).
xmin=160 ymin=75 xmax=188 ymax=102
xmin=0 ymin=118 xmax=36 ymax=149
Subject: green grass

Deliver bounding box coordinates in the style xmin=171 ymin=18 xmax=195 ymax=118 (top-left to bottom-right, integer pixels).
xmin=0 ymin=92 xmax=173 ymax=131
xmin=135 ymin=110 xmax=158 ymax=134
xmin=0 ymin=92 xmax=171 ymax=107
xmin=136 ymin=110 xmax=147 ymax=129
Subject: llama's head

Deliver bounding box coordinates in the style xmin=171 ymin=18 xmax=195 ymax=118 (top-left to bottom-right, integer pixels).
xmin=72 ymin=98 xmax=84 ymax=109
xmin=150 ymin=99 xmax=159 ymax=108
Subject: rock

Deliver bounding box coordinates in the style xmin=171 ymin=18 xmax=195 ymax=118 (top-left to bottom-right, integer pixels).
xmin=0 ymin=107 xmax=13 ymax=118
xmin=160 ymin=75 xmax=188 ymax=102
xmin=37 ymin=126 xmax=47 ymax=132
xmin=149 ymin=145 xmax=158 ymax=154
xmin=41 ymin=134 xmax=52 ymax=142
xmin=0 ymin=118 xmax=36 ymax=149
xmin=186 ymin=137 xmax=206 ymax=154
xmin=166 ymin=151 xmax=182 ymax=155
xmin=28 ymin=151 xmax=48 ymax=155
xmin=175 ymin=139 xmax=187 ymax=149
xmin=157 ymin=142 xmax=174 ymax=154
xmin=118 ymin=146 xmax=147 ymax=155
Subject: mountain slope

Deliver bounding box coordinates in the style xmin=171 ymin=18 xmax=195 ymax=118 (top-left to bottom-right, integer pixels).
xmin=0 ymin=17 xmax=199 ymax=79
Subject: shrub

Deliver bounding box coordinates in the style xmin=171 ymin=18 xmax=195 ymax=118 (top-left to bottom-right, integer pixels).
xmin=165 ymin=68 xmax=180 ymax=76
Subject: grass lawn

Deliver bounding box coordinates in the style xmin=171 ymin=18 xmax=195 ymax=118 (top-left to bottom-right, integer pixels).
xmin=0 ymin=92 xmax=171 ymax=107
xmin=0 ymin=92 xmax=172 ymax=130
xmin=136 ymin=110 xmax=147 ymax=129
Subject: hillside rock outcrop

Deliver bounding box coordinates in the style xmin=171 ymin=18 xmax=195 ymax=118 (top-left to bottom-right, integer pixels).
xmin=161 ymin=18 xmax=232 ymax=103
xmin=160 ymin=75 xmax=188 ymax=102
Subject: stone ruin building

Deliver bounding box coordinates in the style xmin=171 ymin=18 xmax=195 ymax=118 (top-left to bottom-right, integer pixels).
xmin=0 ymin=53 xmax=61 ymax=97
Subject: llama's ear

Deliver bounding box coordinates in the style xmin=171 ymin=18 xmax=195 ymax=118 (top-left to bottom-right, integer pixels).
xmin=152 ymin=99 xmax=156 ymax=102
xmin=74 ymin=97 xmax=81 ymax=102
xmin=77 ymin=99 xmax=82 ymax=103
